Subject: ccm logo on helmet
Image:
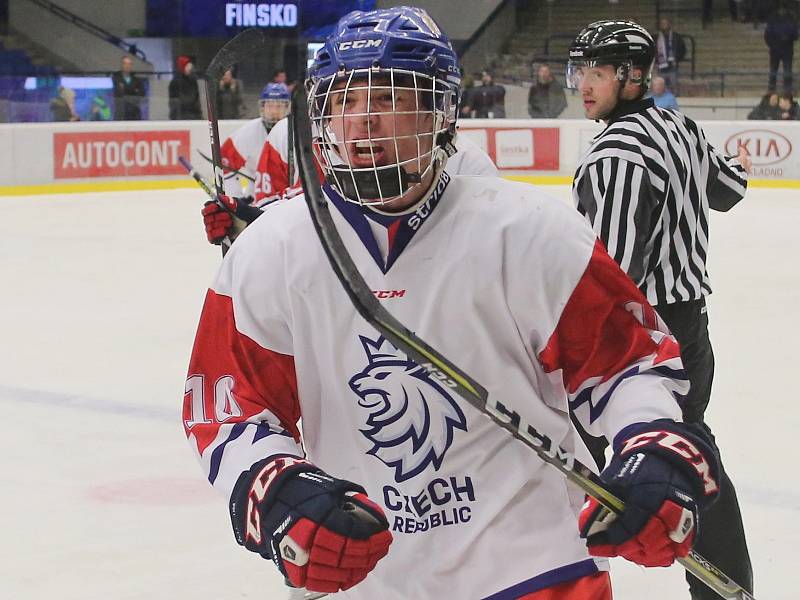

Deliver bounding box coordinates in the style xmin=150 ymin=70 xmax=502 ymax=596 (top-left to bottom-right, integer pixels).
xmin=339 ymin=39 xmax=383 ymax=51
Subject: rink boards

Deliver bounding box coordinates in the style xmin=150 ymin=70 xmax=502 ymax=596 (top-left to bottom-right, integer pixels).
xmin=0 ymin=117 xmax=797 ymax=195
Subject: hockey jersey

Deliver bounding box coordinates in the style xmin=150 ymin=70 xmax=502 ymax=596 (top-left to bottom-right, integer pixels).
xmin=183 ymin=174 xmax=686 ymax=599
xmin=252 ymin=117 xmax=498 ymax=201
xmin=220 ymin=117 xmax=271 ymax=196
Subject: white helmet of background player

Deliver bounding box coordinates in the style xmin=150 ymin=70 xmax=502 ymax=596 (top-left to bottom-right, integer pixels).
xmin=306 ymin=6 xmax=461 ymax=206
xmin=259 ymin=82 xmax=290 ymax=127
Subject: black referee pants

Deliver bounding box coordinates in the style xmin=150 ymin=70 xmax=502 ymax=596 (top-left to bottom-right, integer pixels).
xmin=573 ymin=299 xmax=753 ymax=598
xmin=657 ymin=298 xmax=754 ymax=599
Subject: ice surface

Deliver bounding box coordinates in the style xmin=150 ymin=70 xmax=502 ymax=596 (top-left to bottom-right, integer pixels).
xmin=0 ymin=185 xmax=796 ymax=599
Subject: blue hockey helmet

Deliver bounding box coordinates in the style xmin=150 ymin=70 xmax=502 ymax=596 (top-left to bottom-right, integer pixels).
xmin=259 ymin=82 xmax=290 ymax=126
xmin=306 ymin=6 xmax=461 ymax=206
xmin=260 ymin=82 xmax=291 ymax=102
xmin=308 ymin=7 xmax=461 ymax=89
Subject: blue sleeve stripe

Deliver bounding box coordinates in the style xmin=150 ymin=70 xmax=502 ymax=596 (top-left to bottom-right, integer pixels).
xmin=208 ymin=422 xmax=294 ymax=484
xmin=569 ymin=365 xmax=640 ymax=424
xmin=208 ymin=422 xmax=249 ymax=484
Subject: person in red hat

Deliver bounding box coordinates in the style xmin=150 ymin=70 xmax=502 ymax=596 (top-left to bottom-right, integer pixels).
xmin=168 ymin=54 xmax=201 ymax=120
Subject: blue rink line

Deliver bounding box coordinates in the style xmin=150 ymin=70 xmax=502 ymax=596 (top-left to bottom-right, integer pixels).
xmin=2 ymin=383 xmax=798 ymax=511
xmin=0 ymin=383 xmax=177 ymax=422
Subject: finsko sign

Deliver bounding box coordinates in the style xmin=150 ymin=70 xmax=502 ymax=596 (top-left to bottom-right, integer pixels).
xmin=224 ymin=3 xmax=298 ymax=27
xmin=53 ymin=131 xmax=190 ymax=179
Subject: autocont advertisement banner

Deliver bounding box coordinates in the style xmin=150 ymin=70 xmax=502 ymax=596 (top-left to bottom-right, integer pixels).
xmin=53 ymin=130 xmax=190 ymax=179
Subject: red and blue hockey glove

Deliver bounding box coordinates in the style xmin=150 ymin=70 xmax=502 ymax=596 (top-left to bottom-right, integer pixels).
xmin=201 ymin=194 xmax=263 ymax=245
xmin=578 ymin=420 xmax=720 ymax=567
xmin=229 ymin=455 xmax=392 ymax=593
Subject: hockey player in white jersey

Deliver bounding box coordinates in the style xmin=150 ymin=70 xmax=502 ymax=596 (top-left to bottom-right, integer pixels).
xmin=217 ymin=82 xmax=290 ymax=197
xmin=184 ymin=7 xmax=721 ymax=599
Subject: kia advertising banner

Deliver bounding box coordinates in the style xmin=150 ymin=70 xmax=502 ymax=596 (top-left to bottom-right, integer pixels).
xmin=458 ymin=123 xmax=560 ymax=171
xmin=53 ymin=130 xmax=191 ymax=179
xmin=677 ymin=123 xmax=797 ymax=181
xmin=717 ymin=127 xmax=793 ymax=179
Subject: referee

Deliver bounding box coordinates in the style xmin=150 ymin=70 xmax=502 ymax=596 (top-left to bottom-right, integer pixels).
xmin=568 ymin=20 xmax=753 ymax=600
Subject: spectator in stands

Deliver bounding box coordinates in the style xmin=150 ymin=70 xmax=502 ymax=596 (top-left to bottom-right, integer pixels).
xmin=747 ymin=92 xmax=780 ymax=119
xmin=217 ymin=68 xmax=244 ymax=119
xmin=272 ymin=68 xmax=287 ymax=85
xmin=527 ymin=64 xmax=567 ymax=118
xmin=111 ymin=55 xmax=146 ymax=120
xmin=778 ymin=91 xmax=800 ymax=118
xmin=50 ymin=86 xmax=79 ymax=122
xmin=654 ymin=17 xmax=686 ymax=92
xmin=459 ymin=73 xmax=476 ymax=118
xmin=169 ymin=55 xmax=201 ymax=120
xmin=471 ymin=70 xmax=506 ymax=118
xmin=765 ymin=4 xmax=798 ymax=92
xmin=647 ymin=76 xmax=680 ymax=110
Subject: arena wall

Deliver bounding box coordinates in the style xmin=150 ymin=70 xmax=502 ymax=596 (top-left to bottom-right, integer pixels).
xmin=0 ymin=118 xmax=796 ymax=195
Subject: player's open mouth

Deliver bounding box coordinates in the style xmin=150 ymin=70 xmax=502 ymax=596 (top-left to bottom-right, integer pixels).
xmin=349 ymin=141 xmax=388 ymax=166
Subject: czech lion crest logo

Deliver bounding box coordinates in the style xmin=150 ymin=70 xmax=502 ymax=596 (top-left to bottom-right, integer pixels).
xmin=349 ymin=335 xmax=467 ymax=482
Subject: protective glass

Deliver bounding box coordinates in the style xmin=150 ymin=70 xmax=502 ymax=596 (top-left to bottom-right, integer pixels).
xmin=308 ymin=67 xmax=457 ymax=206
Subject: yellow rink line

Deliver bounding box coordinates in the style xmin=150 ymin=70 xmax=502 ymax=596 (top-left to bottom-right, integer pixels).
xmin=1 ymin=175 xmax=799 ymax=196
xmin=0 ymin=179 xmax=199 ymax=196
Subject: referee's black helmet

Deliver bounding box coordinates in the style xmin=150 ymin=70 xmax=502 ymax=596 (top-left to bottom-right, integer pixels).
xmin=567 ymin=20 xmax=655 ymax=91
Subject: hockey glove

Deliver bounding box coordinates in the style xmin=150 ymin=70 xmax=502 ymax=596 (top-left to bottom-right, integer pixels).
xmin=229 ymin=455 xmax=392 ymax=593
xmin=201 ymin=194 xmax=263 ymax=245
xmin=578 ymin=419 xmax=720 ymax=567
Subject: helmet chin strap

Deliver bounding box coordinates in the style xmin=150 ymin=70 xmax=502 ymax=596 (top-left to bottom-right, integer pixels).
xmin=367 ymin=161 xmax=447 ymax=216
xmin=327 ymin=163 xmax=421 ymax=201
xmin=328 ymin=127 xmax=457 ymax=204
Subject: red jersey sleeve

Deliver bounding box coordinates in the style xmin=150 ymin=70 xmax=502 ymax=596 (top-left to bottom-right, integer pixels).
xmin=220 ymin=137 xmax=246 ymax=173
xmin=539 ymin=240 xmax=686 ymax=438
xmin=183 ymin=288 xmax=304 ymax=497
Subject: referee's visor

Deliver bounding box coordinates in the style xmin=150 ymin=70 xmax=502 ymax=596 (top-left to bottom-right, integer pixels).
xmin=566 ymin=60 xmax=630 ymax=90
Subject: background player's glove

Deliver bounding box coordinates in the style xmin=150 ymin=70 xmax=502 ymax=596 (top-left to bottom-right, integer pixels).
xmin=201 ymin=194 xmax=263 ymax=245
xmin=229 ymin=455 xmax=392 ymax=593
xmin=578 ymin=419 xmax=720 ymax=567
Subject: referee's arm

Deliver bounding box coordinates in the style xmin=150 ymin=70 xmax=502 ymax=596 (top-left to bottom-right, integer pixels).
xmin=573 ymin=157 xmax=660 ymax=287
xmin=706 ymin=144 xmax=749 ymax=212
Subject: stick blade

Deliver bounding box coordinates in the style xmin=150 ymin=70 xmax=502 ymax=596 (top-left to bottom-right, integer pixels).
xmin=205 ymin=28 xmax=265 ymax=82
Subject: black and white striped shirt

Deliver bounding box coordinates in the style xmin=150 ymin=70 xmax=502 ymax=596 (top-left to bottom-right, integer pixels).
xmin=572 ymin=98 xmax=748 ymax=306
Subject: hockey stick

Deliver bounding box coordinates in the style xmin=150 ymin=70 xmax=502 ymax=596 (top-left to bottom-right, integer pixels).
xmin=178 ymin=155 xmax=279 ymax=217
xmin=290 ymin=88 xmax=755 ymax=600
xmin=196 ymin=149 xmax=256 ymax=182
xmin=199 ymin=28 xmax=265 ymax=255
xmin=178 ymin=155 xmax=215 ymax=197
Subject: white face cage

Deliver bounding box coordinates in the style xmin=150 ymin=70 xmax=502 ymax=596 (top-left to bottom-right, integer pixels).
xmin=307 ymin=67 xmax=458 ymax=207
xmin=260 ymin=99 xmax=290 ymax=125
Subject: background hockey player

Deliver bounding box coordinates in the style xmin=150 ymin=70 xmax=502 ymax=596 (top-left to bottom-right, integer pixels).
xmin=183 ymin=7 xmax=721 ymax=599
xmin=202 ymin=94 xmax=498 ymax=246
xmin=217 ymin=82 xmax=291 ymax=197
xmin=568 ymin=19 xmax=753 ymax=600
